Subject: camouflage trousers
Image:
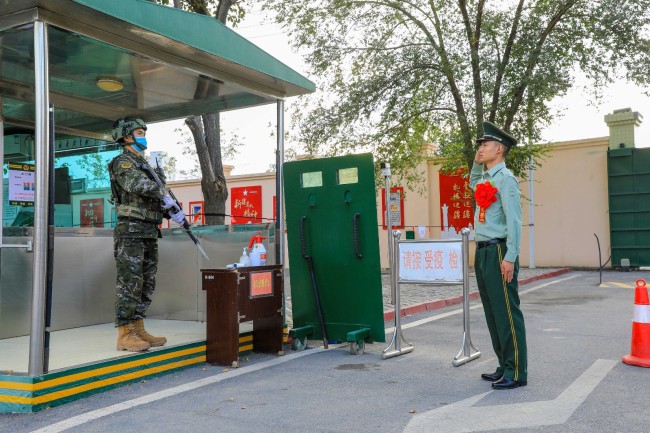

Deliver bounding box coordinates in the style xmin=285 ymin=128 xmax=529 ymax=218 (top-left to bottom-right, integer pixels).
xmin=114 ymin=237 xmax=159 ymax=327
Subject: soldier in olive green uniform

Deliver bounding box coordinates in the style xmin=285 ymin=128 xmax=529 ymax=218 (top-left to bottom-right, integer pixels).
xmin=108 ymin=117 xmax=186 ymax=352
xmin=470 ymin=121 xmax=527 ymax=390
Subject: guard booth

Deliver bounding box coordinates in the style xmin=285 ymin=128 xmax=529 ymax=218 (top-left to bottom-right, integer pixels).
xmin=0 ymin=0 xmax=314 ymax=412
xmin=284 ymin=154 xmax=385 ymax=353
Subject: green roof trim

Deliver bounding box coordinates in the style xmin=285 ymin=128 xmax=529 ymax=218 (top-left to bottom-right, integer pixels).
xmin=71 ymin=0 xmax=315 ymax=94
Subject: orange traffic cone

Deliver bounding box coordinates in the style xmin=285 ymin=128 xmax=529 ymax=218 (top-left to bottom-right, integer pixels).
xmin=622 ymin=279 xmax=650 ymax=367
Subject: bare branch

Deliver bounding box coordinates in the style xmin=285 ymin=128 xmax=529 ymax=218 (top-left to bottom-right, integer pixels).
xmin=504 ymin=0 xmax=579 ymax=129
xmin=489 ymin=0 xmax=525 ymax=123
xmin=458 ymin=0 xmax=486 ymax=134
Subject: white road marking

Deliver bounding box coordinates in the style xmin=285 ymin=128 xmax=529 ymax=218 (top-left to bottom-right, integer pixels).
xmin=402 ymin=359 xmax=617 ymax=433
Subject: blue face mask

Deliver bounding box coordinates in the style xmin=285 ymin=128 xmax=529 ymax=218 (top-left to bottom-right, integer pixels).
xmin=132 ymin=136 xmax=148 ymax=152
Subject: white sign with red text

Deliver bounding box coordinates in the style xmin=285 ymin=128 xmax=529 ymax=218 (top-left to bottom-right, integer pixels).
xmin=398 ymin=240 xmax=463 ymax=283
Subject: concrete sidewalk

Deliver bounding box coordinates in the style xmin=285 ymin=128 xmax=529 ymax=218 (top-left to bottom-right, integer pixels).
xmin=284 ymin=267 xmax=571 ymax=326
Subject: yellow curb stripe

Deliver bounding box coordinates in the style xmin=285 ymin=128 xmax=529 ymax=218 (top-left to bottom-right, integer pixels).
xmin=606 ymin=282 xmax=635 ymax=289
xmin=0 ymin=345 xmax=205 ymax=392
xmin=239 ymin=335 xmax=253 ymax=343
xmin=498 ymin=245 xmax=519 ymax=381
xmin=0 ymin=355 xmax=205 ymax=405
xmin=239 ymin=344 xmax=253 ymax=352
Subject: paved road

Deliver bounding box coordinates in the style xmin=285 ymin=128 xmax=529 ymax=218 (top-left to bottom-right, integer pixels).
xmin=2 ymin=270 xmax=649 ymax=433
xmin=285 ymin=266 xmax=565 ymax=326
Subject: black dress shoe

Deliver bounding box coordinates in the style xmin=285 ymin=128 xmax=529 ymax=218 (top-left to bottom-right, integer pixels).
xmin=480 ymin=372 xmax=502 ymax=382
xmin=491 ymin=376 xmax=527 ymax=390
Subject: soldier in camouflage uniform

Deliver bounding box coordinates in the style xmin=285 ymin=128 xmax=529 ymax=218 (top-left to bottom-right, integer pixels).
xmin=108 ymin=117 xmax=186 ymax=352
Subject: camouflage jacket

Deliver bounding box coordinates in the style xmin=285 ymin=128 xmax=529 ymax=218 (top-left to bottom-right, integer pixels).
xmin=108 ymin=149 xmax=165 ymax=239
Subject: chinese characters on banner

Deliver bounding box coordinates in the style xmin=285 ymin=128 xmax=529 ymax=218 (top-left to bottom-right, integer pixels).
xmin=439 ymin=171 xmax=474 ymax=239
xmin=189 ymin=201 xmax=204 ymax=225
xmin=8 ymin=163 xmax=36 ymax=207
xmin=399 ymin=241 xmax=463 ymax=283
xmin=381 ymin=186 xmax=404 ymax=229
xmin=231 ymin=186 xmax=262 ymax=225
xmin=80 ymin=198 xmax=104 ymax=227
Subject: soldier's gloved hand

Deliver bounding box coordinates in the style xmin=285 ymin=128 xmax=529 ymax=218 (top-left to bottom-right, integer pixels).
xmin=162 ymin=192 xmax=180 ymax=212
xmin=169 ymin=209 xmax=186 ymax=227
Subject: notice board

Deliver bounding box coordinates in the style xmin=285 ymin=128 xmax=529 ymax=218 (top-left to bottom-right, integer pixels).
xmin=398 ymin=239 xmax=463 ymax=284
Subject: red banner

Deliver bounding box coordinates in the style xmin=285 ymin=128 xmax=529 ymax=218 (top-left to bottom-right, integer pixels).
xmin=80 ymin=198 xmax=104 ymax=228
xmin=273 ymin=195 xmax=276 ymax=222
xmin=438 ymin=171 xmax=473 ymax=237
xmin=231 ymin=186 xmax=262 ymax=225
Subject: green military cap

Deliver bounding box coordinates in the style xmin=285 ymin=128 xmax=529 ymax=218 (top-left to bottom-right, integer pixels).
xmin=476 ymin=121 xmax=518 ymax=147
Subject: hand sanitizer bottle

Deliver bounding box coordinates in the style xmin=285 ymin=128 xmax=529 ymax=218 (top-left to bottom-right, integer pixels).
xmin=239 ymin=247 xmax=250 ymax=267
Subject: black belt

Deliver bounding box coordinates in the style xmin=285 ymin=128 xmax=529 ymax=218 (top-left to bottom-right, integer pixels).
xmin=476 ymin=238 xmax=506 ymax=249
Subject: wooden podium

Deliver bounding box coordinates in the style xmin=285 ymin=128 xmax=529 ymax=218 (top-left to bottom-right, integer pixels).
xmin=201 ymin=265 xmax=284 ymax=367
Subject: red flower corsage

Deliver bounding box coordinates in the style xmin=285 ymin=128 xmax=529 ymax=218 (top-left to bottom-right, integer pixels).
xmin=475 ymin=181 xmax=498 ymax=223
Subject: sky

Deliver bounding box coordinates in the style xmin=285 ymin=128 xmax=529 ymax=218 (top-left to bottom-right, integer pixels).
xmin=147 ymin=6 xmax=650 ymax=178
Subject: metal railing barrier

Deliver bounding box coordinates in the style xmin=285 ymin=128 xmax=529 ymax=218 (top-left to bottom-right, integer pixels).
xmin=382 ymin=229 xmax=415 ymax=359
xmin=452 ymin=228 xmax=481 ymax=366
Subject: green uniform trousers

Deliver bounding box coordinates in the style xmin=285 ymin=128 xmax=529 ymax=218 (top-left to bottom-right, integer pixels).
xmin=475 ymin=241 xmax=527 ymax=382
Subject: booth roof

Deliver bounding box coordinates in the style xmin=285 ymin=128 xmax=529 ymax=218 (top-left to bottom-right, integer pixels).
xmin=0 ymin=0 xmax=315 ymax=138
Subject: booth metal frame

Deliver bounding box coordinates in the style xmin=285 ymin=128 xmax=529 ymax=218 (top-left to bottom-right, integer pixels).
xmin=0 ymin=0 xmax=313 ymax=410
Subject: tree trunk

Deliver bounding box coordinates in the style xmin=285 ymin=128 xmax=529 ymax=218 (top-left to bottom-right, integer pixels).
xmin=179 ymin=0 xmax=238 ymax=226
xmin=185 ymin=114 xmax=227 ymax=225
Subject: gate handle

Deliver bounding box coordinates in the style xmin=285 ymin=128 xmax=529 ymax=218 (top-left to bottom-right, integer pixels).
xmin=353 ymin=213 xmax=363 ymax=258
xmin=300 ymin=216 xmax=308 ymax=258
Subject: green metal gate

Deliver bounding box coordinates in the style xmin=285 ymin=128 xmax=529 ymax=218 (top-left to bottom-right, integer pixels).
xmin=608 ymin=147 xmax=650 ymax=268
xmin=283 ymin=154 xmax=385 ymax=347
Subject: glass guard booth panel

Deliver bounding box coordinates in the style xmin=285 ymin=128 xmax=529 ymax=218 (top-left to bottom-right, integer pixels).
xmin=0 ymin=23 xmax=121 ymax=374
xmin=0 ymin=23 xmax=35 ymax=375
xmin=0 ymin=22 xmax=279 ymax=373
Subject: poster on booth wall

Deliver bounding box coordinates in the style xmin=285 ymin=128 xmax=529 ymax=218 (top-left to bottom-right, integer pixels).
xmin=381 ymin=187 xmax=404 ymax=229
xmin=80 ymin=198 xmax=104 ymax=227
xmin=189 ymin=201 xmax=205 ymax=225
xmin=231 ymin=186 xmax=262 ymax=225
xmin=7 ymin=163 xmax=35 ymax=207
xmin=439 ymin=171 xmax=474 ymax=239
xmin=3 ymin=182 xmax=21 ymax=226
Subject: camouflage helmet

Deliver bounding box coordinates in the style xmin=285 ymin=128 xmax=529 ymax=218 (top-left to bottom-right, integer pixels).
xmin=111 ymin=117 xmax=147 ymax=143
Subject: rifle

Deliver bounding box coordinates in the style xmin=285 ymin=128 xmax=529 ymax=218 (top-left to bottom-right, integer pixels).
xmin=140 ymin=161 xmax=209 ymax=260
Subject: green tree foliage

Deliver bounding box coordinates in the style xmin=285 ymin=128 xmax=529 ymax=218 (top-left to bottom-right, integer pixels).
xmin=76 ymin=153 xmax=112 ymax=189
xmin=264 ymin=0 xmax=650 ymax=185
xmin=151 ymin=0 xmax=248 ymax=26
xmin=173 ymin=127 xmax=243 ymax=179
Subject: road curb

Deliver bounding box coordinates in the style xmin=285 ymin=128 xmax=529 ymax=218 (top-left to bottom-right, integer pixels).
xmin=383 ymin=268 xmax=572 ymax=321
